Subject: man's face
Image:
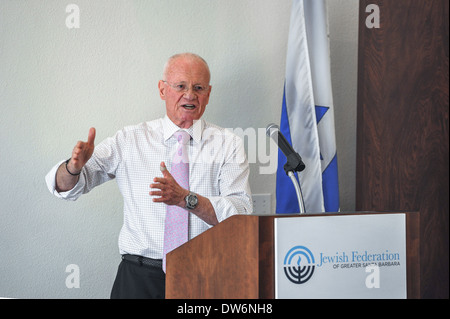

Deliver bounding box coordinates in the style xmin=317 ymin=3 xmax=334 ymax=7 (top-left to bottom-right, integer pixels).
xmin=159 ymin=57 xmax=211 ymax=128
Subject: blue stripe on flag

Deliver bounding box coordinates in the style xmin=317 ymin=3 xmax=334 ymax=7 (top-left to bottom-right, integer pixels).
xmin=315 ymin=105 xmax=329 ymax=123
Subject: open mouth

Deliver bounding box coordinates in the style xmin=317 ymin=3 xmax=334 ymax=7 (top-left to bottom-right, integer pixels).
xmin=181 ymin=104 xmax=196 ymax=110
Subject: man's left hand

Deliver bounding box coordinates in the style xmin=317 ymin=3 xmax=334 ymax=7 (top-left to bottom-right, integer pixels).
xmin=150 ymin=162 xmax=188 ymax=207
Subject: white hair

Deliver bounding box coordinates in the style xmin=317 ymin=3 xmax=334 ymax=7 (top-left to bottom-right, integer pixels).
xmin=162 ymin=53 xmax=211 ymax=82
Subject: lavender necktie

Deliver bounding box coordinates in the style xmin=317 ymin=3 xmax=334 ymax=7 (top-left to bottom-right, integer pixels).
xmin=163 ymin=130 xmax=190 ymax=272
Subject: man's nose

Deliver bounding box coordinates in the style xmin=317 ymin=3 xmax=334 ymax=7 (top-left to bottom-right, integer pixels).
xmin=183 ymin=88 xmax=198 ymax=100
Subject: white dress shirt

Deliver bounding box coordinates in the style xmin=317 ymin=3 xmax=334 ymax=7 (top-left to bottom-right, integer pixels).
xmin=45 ymin=116 xmax=252 ymax=259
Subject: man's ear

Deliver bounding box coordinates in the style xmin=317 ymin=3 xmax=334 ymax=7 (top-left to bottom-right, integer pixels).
xmin=158 ymin=80 xmax=166 ymax=100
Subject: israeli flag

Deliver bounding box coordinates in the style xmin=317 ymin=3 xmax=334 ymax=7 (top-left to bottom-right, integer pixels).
xmin=276 ymin=0 xmax=339 ymax=213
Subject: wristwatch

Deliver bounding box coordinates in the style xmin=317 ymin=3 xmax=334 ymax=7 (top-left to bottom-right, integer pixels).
xmin=185 ymin=191 xmax=198 ymax=210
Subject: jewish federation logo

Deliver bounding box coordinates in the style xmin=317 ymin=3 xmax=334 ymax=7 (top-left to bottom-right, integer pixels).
xmin=284 ymin=246 xmax=316 ymax=284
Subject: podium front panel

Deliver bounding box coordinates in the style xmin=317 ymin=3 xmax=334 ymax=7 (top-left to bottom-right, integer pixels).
xmin=274 ymin=214 xmax=407 ymax=299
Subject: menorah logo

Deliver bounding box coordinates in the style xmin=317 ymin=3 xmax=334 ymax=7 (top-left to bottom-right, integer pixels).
xmin=283 ymin=246 xmax=316 ymax=284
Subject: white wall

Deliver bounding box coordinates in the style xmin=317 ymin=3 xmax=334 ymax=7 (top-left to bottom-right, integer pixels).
xmin=0 ymin=0 xmax=358 ymax=298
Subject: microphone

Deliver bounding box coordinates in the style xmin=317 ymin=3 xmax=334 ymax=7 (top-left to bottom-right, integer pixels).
xmin=266 ymin=123 xmax=305 ymax=173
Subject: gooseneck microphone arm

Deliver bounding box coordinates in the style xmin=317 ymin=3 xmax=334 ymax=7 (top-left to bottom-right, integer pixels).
xmin=266 ymin=124 xmax=305 ymax=174
xmin=266 ymin=123 xmax=306 ymax=214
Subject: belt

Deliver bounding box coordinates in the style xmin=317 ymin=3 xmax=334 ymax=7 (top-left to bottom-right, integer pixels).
xmin=122 ymin=254 xmax=163 ymax=269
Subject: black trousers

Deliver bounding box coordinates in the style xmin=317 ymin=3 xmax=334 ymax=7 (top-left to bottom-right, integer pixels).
xmin=110 ymin=258 xmax=166 ymax=299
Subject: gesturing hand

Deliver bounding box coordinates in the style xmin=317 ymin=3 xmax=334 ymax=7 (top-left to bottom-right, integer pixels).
xmin=68 ymin=127 xmax=96 ymax=173
xmin=150 ymin=162 xmax=189 ymax=207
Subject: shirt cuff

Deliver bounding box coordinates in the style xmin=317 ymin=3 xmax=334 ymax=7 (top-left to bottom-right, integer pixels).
xmin=208 ymin=195 xmax=252 ymax=223
xmin=45 ymin=160 xmax=85 ymax=201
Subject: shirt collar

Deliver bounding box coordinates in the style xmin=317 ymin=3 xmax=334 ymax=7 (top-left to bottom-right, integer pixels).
xmin=162 ymin=115 xmax=203 ymax=144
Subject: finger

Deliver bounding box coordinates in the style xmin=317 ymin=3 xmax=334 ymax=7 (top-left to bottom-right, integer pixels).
xmin=160 ymin=162 xmax=170 ymax=177
xmin=149 ymin=190 xmax=163 ymax=197
xmin=152 ymin=177 xmax=167 ymax=184
xmin=87 ymin=127 xmax=96 ymax=145
xmin=72 ymin=146 xmax=82 ymax=160
xmin=150 ymin=184 xmax=165 ymax=191
xmin=73 ymin=142 xmax=86 ymax=157
xmin=161 ymin=164 xmax=173 ymax=179
xmin=75 ymin=141 xmax=84 ymax=149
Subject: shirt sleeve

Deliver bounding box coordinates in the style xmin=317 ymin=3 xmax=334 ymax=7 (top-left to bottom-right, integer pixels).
xmin=208 ymin=133 xmax=253 ymax=222
xmin=44 ymin=131 xmax=123 ymax=201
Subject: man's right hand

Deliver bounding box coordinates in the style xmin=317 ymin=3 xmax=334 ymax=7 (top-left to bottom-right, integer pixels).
xmin=67 ymin=127 xmax=96 ymax=173
xmin=56 ymin=127 xmax=96 ymax=192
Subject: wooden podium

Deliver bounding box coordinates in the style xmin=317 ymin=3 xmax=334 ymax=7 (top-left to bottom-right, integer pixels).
xmin=166 ymin=212 xmax=420 ymax=299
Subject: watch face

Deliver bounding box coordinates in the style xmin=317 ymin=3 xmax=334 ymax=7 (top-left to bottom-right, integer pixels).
xmin=186 ymin=193 xmax=198 ymax=208
xmin=189 ymin=195 xmax=197 ymax=205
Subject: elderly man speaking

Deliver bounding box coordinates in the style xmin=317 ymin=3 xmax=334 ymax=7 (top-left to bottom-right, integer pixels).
xmin=45 ymin=53 xmax=252 ymax=299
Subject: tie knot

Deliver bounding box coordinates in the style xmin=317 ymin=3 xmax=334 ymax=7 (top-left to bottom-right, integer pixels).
xmin=174 ymin=130 xmax=190 ymax=145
